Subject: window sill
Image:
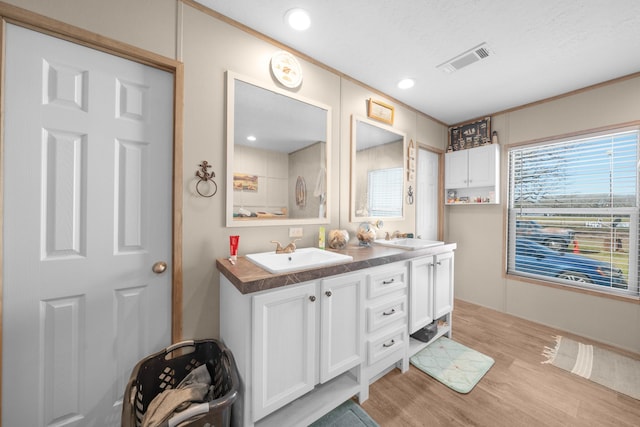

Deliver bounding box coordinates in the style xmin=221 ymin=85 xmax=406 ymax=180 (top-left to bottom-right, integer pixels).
xmin=505 ymin=272 xmax=640 ymax=304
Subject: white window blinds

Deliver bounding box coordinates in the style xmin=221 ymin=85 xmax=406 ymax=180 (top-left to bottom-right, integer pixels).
xmin=506 ymin=128 xmax=639 ymax=297
xmin=368 ymin=167 xmax=403 ymax=217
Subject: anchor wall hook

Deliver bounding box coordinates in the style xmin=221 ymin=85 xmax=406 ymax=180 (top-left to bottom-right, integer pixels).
xmin=406 ymin=185 xmax=414 ymax=205
xmin=195 ymin=160 xmax=217 ymax=197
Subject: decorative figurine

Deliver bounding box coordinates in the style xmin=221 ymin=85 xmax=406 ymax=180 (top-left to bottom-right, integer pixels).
xmin=328 ymin=229 xmax=350 ymax=249
xmin=356 ymin=223 xmax=376 ymax=246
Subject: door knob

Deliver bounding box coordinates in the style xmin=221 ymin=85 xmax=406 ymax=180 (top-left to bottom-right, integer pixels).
xmin=152 ymin=261 xmax=167 ymax=274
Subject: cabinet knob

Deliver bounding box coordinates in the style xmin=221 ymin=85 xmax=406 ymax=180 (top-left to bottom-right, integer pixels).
xmin=309 ymin=295 xmax=316 ymax=302
xmin=383 ymin=339 xmax=396 ymax=348
xmin=325 ymin=290 xmax=332 ymax=297
xmin=428 ymin=263 xmax=434 ymax=267
xmin=437 ymin=261 xmax=442 ymax=266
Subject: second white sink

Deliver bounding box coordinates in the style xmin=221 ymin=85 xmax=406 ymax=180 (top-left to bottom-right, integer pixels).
xmin=374 ymin=238 xmax=444 ymax=250
xmin=246 ymin=247 xmax=354 ymax=274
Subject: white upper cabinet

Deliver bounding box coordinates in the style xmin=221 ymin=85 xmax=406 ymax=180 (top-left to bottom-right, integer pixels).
xmin=445 ymin=144 xmax=500 ymax=205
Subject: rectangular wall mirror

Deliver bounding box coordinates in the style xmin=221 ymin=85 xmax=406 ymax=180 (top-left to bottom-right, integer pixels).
xmin=350 ymin=115 xmax=406 ymax=222
xmin=226 ymin=71 xmax=331 ymax=227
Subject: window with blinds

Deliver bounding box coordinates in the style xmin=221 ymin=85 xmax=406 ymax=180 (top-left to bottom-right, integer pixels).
xmin=368 ymin=167 xmax=403 ymax=217
xmin=506 ymin=127 xmax=639 ymax=297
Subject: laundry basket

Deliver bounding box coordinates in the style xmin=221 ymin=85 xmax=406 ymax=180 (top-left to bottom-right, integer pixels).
xmin=122 ymin=339 xmax=239 ymax=427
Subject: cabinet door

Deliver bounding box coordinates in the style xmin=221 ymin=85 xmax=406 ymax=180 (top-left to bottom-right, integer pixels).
xmin=320 ymin=273 xmax=363 ymax=383
xmin=409 ymin=256 xmax=434 ymax=334
xmin=444 ymin=149 xmax=469 ymax=188
xmin=253 ymin=282 xmax=317 ymax=421
xmin=433 ymin=251 xmax=455 ymax=319
xmin=467 ymin=144 xmax=497 ymax=188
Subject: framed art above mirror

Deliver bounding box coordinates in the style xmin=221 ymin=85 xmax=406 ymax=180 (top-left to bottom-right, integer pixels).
xmin=350 ymin=115 xmax=406 ymax=222
xmin=226 ymin=71 xmax=332 ymax=227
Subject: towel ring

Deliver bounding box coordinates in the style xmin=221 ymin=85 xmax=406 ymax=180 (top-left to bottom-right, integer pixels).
xmin=195 ymin=161 xmax=217 ymax=198
xmin=406 ymin=185 xmax=414 ymax=205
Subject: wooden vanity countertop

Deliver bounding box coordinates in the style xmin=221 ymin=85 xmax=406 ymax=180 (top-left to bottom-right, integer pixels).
xmin=216 ymin=242 xmax=457 ymax=294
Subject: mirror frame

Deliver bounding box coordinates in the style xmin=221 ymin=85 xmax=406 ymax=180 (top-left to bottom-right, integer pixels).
xmin=350 ymin=114 xmax=406 ymax=222
xmin=226 ymin=71 xmax=332 ymax=227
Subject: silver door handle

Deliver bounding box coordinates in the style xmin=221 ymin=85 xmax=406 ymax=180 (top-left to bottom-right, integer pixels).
xmin=152 ymin=261 xmax=167 ymax=274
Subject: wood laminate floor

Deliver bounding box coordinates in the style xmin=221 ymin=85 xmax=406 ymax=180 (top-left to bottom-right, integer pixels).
xmin=361 ymin=299 xmax=640 ymax=427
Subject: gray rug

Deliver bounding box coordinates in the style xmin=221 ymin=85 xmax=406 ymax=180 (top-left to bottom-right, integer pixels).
xmin=309 ymin=400 xmax=379 ymax=427
xmin=542 ymin=335 xmax=640 ymax=400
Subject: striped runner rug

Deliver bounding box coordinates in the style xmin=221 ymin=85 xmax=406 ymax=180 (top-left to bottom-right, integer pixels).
xmin=542 ymin=335 xmax=640 ymax=400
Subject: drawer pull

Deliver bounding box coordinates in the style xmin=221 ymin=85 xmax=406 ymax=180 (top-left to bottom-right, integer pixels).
xmin=383 ymin=339 xmax=396 ymax=348
xmin=382 ymin=278 xmax=395 ymax=285
xmin=382 ymin=308 xmax=396 ymax=316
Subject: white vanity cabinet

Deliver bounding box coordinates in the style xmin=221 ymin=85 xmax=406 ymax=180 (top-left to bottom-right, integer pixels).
xmin=218 ymin=244 xmax=456 ymax=426
xmin=445 ymin=144 xmax=500 ymax=204
xmin=363 ymin=262 xmax=409 ymax=391
xmin=220 ymin=272 xmax=364 ymax=427
xmin=252 ymin=282 xmax=316 ymax=421
xmin=408 ymin=250 xmax=454 ymax=357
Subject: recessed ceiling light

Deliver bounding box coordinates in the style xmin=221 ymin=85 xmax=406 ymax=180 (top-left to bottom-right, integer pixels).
xmin=397 ymin=78 xmax=415 ymax=89
xmin=247 ymin=135 xmax=257 ymax=142
xmin=285 ymin=8 xmax=311 ymax=31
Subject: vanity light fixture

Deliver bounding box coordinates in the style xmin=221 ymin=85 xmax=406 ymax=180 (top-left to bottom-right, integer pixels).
xmin=397 ymin=78 xmax=415 ymax=89
xmin=284 ymin=8 xmax=311 ymax=31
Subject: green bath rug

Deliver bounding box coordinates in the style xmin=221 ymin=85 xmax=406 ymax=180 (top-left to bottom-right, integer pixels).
xmin=410 ymin=336 xmax=494 ymax=393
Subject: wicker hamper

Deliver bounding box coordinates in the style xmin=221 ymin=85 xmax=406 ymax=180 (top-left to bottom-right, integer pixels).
xmin=122 ymin=339 xmax=239 ymax=427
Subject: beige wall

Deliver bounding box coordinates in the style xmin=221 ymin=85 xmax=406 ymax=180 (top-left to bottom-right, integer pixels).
xmin=448 ymin=76 xmax=640 ymax=353
xmin=5 ymin=0 xmax=178 ymax=58
xmin=6 ymin=1 xmax=637 ymax=354
xmin=179 ymin=5 xmax=436 ymax=338
xmin=3 ymin=0 xmax=438 ymax=340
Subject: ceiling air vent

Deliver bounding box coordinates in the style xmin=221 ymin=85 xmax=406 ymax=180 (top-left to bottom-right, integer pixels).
xmin=437 ymin=43 xmax=493 ymax=74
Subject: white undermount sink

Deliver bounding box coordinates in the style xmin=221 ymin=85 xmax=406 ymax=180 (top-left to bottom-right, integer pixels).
xmin=374 ymin=238 xmax=445 ymax=250
xmin=246 ymin=247 xmax=354 ymax=274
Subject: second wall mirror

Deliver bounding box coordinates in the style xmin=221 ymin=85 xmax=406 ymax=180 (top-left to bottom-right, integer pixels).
xmin=226 ymin=71 xmax=331 ymax=227
xmin=350 ymin=115 xmax=406 ymax=222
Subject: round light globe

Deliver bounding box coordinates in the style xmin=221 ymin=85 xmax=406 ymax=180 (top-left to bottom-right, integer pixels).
xmin=285 ymin=8 xmax=311 ymax=31
xmin=398 ymin=78 xmax=415 ymax=89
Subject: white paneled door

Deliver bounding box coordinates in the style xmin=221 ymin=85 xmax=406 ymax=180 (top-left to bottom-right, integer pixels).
xmin=2 ymin=24 xmax=174 ymax=426
xmin=416 ymin=148 xmax=439 ymax=240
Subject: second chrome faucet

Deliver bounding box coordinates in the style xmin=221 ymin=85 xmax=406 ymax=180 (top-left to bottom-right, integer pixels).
xmin=271 ymin=239 xmax=300 ymax=253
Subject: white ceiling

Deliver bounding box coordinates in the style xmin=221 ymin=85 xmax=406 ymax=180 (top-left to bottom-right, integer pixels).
xmin=194 ymin=0 xmax=640 ymax=125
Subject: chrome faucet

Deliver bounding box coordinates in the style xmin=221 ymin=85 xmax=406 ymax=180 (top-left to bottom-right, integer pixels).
xmin=385 ymin=231 xmax=402 ymax=240
xmin=385 ymin=231 xmax=413 ymax=240
xmin=271 ymin=239 xmax=300 ymax=254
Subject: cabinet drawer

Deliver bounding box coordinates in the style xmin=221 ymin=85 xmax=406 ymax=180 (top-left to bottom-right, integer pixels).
xmin=367 ymin=327 xmax=406 ymax=365
xmin=366 ymin=295 xmax=406 ymax=333
xmin=367 ymin=266 xmax=407 ymax=299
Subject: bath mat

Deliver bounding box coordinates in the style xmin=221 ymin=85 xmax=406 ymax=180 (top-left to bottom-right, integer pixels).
xmin=309 ymin=399 xmax=379 ymax=427
xmin=410 ymin=336 xmax=495 ymax=393
xmin=542 ymin=335 xmax=640 ymax=400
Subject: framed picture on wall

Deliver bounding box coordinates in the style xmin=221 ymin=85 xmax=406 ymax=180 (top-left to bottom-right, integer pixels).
xmin=233 ymin=173 xmax=258 ymax=191
xmin=448 ymin=116 xmax=491 ymax=151
xmin=368 ymin=98 xmax=395 ymax=125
